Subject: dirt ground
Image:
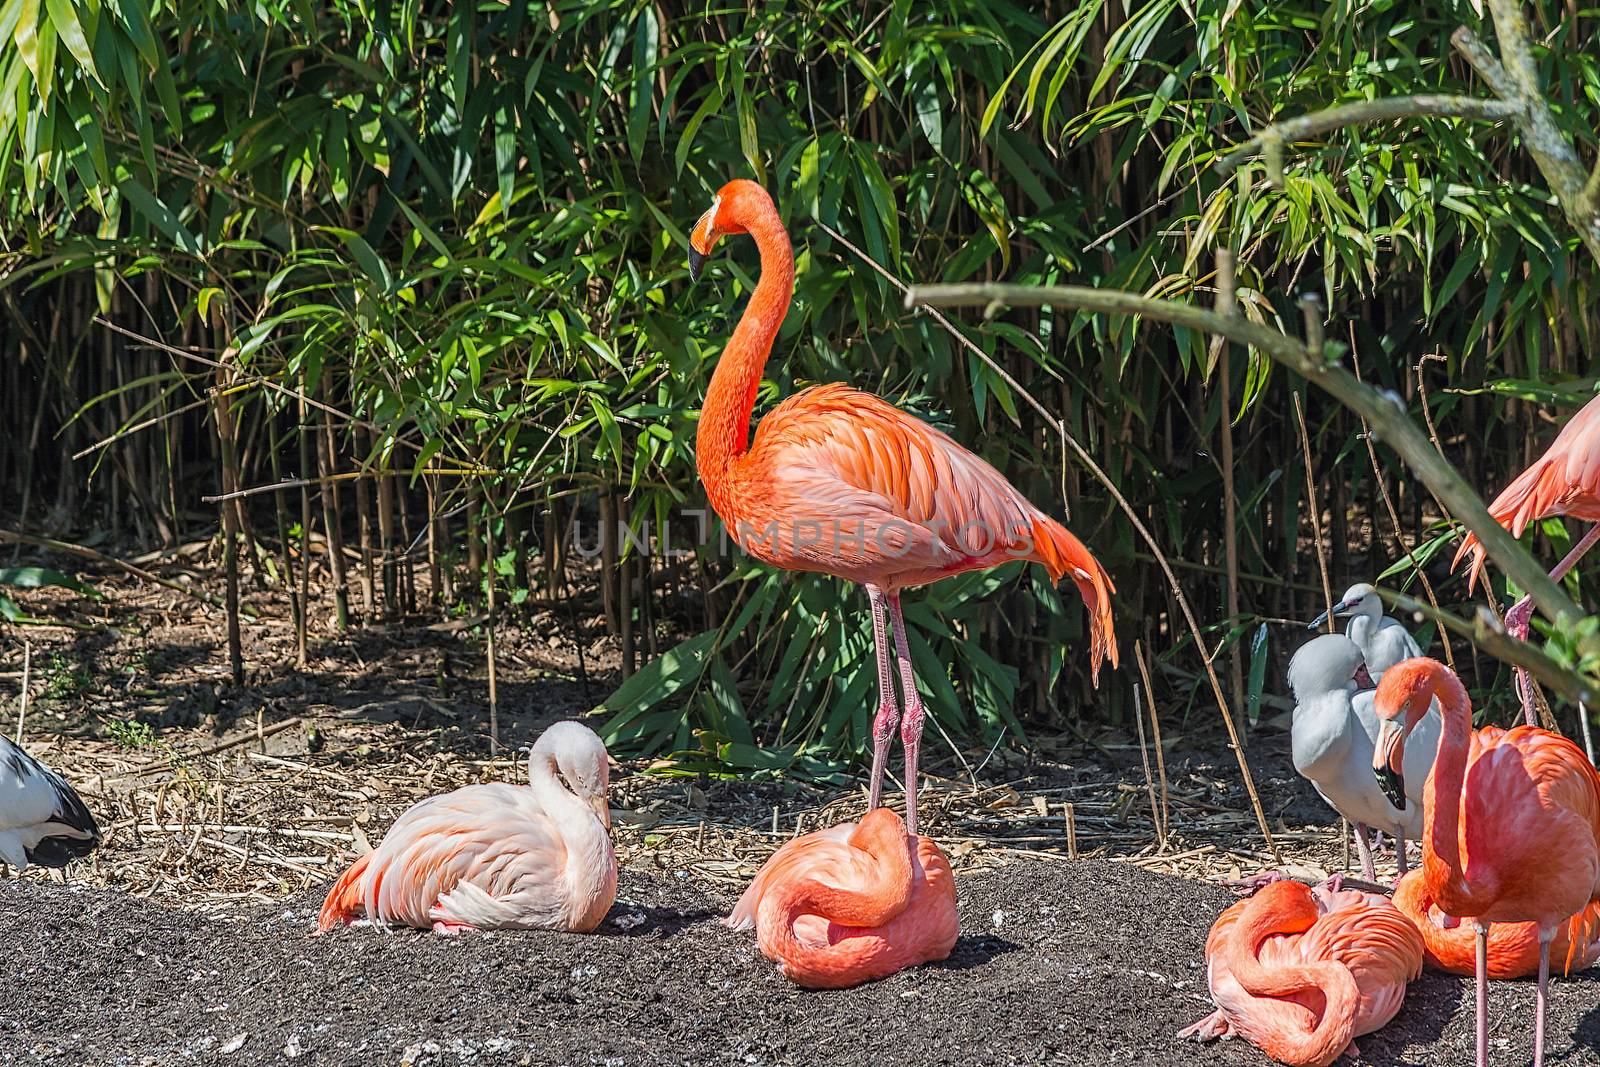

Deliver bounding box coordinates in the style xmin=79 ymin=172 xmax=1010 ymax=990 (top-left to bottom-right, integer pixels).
xmin=5 ymin=860 xmax=1600 ymax=1067
xmin=4 ymin=551 xmax=1598 ymax=1065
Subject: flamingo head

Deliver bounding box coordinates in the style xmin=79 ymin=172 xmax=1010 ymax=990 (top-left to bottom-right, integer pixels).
xmin=532 ymin=720 xmax=613 ymax=829
xmin=1371 ymin=656 xmax=1443 ymax=809
xmin=686 ymin=179 xmax=773 ymax=281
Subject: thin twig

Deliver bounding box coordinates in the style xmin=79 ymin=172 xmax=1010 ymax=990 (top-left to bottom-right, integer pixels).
xmin=15 ymin=641 xmax=30 ymax=744
xmin=1293 ymin=391 xmax=1336 ymax=629
xmin=1131 ymin=678 xmax=1166 ymax=851
xmin=1217 ymin=94 xmax=1521 ymax=180
xmin=202 ymin=467 xmax=497 ymax=504
xmin=0 ymin=528 xmax=233 ymax=613
xmin=134 ymin=718 xmax=302 ymax=776
xmin=1134 ymin=641 xmax=1169 ymax=842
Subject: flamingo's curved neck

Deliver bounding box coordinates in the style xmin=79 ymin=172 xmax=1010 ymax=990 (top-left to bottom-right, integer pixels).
xmin=1423 ymin=669 xmax=1473 ymax=893
xmin=696 ymin=203 xmax=795 ymax=512
xmin=527 ymin=751 xmax=613 ymax=925
xmin=1224 ymin=896 xmax=1357 ymax=1063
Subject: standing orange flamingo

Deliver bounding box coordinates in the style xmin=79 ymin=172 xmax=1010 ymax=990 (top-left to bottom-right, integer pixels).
xmin=1454 ymin=392 xmax=1600 ymax=731
xmin=726 ymin=807 xmax=958 ymax=988
xmin=686 ymin=180 xmax=1117 ymax=833
xmin=317 ymin=721 xmax=616 ymax=935
xmin=1393 ymin=868 xmax=1600 ymax=979
xmin=1372 ymin=657 xmax=1600 ymax=1067
xmin=1180 ymin=877 xmax=1423 ymax=1067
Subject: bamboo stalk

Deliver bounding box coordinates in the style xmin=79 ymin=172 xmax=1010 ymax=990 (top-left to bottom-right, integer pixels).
xmin=484 ymin=495 xmax=501 ymax=754
xmin=296 ymin=396 xmax=312 ymax=664
xmin=1215 ymin=251 xmax=1245 ymax=740
xmin=317 ymin=397 xmax=351 ymax=631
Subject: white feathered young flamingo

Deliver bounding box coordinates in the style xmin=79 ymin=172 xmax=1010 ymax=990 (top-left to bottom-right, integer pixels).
xmin=1307 ymin=583 xmax=1421 ymax=681
xmin=318 ymin=721 xmax=617 ymax=934
xmin=1287 ymin=634 xmax=1439 ymax=883
xmin=0 ymin=735 xmax=100 ymax=871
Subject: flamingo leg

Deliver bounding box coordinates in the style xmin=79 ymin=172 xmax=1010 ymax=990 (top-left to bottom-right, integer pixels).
xmin=1534 ymin=927 xmax=1555 ymax=1067
xmin=1505 ymin=523 xmax=1600 ymax=727
xmin=865 ymin=585 xmax=900 ymax=812
xmin=1475 ymin=921 xmax=1490 ymax=1067
xmin=885 ymin=592 xmax=926 ymax=836
xmin=1353 ymin=822 xmax=1377 ymax=882
xmin=1395 ymin=833 xmax=1408 ymax=880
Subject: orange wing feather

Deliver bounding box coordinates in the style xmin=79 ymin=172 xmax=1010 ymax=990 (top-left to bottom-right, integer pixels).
xmin=727 ymin=383 xmax=1117 ymax=679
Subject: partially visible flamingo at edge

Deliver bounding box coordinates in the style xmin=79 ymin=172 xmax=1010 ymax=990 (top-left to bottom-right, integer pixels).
xmin=685 ymin=179 xmax=1117 ymax=835
xmin=1454 ymin=390 xmax=1600 ymax=744
xmin=726 ymin=807 xmax=958 ymax=989
xmin=1393 ymin=868 xmax=1600 ymax=980
xmin=318 ymin=721 xmax=617 ymax=935
xmin=1373 ymin=657 xmax=1600 ymax=1067
xmin=1180 ymin=877 xmax=1423 ymax=1067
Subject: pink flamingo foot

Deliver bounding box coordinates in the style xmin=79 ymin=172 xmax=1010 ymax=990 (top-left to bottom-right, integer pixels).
xmin=431 ymin=919 xmax=476 ymax=935
xmin=1178 ymin=1010 xmax=1232 ymax=1042
xmin=1225 ymin=870 xmax=1288 ymax=896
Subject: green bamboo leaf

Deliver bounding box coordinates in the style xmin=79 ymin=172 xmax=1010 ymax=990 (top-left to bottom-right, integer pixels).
xmin=626 ymin=6 xmax=658 ymax=160
xmin=0 ymin=566 xmax=99 ymax=598
xmin=41 ymin=0 xmax=99 ymax=86
xmin=119 ymin=179 xmax=203 ymax=256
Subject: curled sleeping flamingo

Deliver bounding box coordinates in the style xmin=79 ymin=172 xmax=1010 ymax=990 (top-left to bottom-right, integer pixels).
xmin=686 ymin=180 xmax=1117 ymax=834
xmin=318 ymin=721 xmax=616 ymax=934
xmin=726 ymin=807 xmax=958 ymax=989
xmin=1454 ymin=391 xmax=1600 ymax=733
xmin=1373 ymin=657 xmax=1600 ymax=1067
xmin=1181 ymin=877 xmax=1423 ymax=1067
xmin=1393 ymin=869 xmax=1600 ymax=979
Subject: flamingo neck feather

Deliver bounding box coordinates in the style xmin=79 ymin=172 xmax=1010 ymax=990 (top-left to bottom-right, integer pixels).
xmin=1423 ymin=667 xmax=1476 ymax=903
xmin=696 ymin=202 xmax=794 ymax=508
xmin=526 ymin=750 xmax=614 ymax=929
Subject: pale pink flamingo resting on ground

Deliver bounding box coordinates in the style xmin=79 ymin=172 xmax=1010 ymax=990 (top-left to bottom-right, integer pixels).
xmin=318 ymin=721 xmax=616 ymax=934
xmin=686 ymin=179 xmax=1117 ymax=834
xmin=1181 ymin=876 xmax=1423 ymax=1067
xmin=1455 ymin=390 xmax=1600 ymax=741
xmin=726 ymin=807 xmax=958 ymax=989
xmin=1373 ymin=657 xmax=1600 ymax=1067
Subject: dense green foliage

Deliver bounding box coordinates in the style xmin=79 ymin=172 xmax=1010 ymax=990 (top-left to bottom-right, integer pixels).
xmin=4 ymin=1 xmax=1598 ymax=769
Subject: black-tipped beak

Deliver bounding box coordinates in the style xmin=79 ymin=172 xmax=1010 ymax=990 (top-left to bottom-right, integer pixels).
xmin=1308 ymin=599 xmax=1354 ymax=630
xmin=687 ymin=248 xmax=706 ymax=283
xmin=1376 ymin=762 xmax=1406 ymax=810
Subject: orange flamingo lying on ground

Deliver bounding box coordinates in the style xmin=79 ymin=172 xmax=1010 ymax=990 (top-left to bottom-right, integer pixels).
xmin=1180 ymin=877 xmax=1423 ymax=1067
xmin=726 ymin=807 xmax=958 ymax=989
xmin=318 ymin=721 xmax=616 ymax=934
xmin=1393 ymin=869 xmax=1600 ymax=979
xmin=1454 ymin=391 xmax=1600 ymax=739
xmin=685 ymin=179 xmax=1117 ymax=834
xmin=1373 ymin=658 xmax=1600 ymax=1067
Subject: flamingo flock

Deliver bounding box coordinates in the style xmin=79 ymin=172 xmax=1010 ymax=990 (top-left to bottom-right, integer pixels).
xmin=13 ymin=178 xmax=1600 ymax=1066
